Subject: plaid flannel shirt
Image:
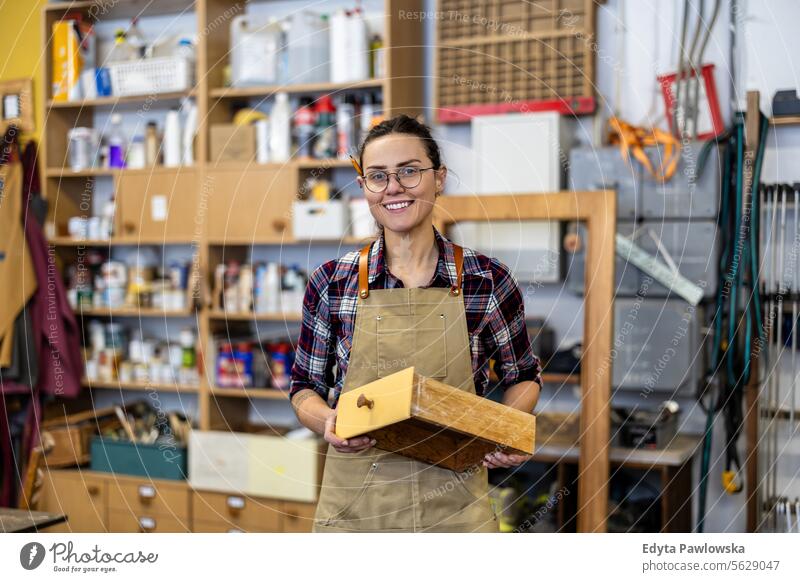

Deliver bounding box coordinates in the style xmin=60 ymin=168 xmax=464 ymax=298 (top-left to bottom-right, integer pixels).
xmin=289 ymin=227 xmax=542 ymax=407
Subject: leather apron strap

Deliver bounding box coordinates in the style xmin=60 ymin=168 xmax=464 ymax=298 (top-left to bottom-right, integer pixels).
xmin=358 ymin=241 xmax=464 ymax=299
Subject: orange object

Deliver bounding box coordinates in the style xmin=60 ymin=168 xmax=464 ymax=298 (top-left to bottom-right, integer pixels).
xmin=608 ymin=116 xmax=681 ymax=183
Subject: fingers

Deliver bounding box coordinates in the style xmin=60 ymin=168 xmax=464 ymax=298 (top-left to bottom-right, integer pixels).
xmin=332 ymin=438 xmax=377 ymax=454
xmin=482 ymin=451 xmax=531 ymax=468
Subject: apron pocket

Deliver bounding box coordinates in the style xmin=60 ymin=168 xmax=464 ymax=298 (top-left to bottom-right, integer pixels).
xmin=376 ymin=314 xmax=447 ymax=379
xmin=328 ymin=459 xmax=417 ymax=530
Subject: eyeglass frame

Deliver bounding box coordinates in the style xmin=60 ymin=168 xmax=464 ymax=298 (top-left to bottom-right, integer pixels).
xmin=350 ymin=155 xmax=439 ymax=193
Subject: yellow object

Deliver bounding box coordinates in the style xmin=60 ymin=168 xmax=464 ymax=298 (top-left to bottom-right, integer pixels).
xmin=232 ymin=108 xmax=267 ymax=126
xmin=349 ymin=155 xmax=363 ymax=176
xmin=608 ymin=116 xmax=681 ymax=183
xmin=310 ymin=179 xmax=331 ymax=202
xmin=722 ymin=469 xmax=743 ymax=494
xmin=51 ymin=20 xmax=84 ymax=102
xmin=335 ymin=367 xmax=416 ymax=439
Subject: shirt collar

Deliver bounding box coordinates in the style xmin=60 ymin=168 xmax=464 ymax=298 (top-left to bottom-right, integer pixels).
xmin=368 ymin=226 xmax=459 ymax=288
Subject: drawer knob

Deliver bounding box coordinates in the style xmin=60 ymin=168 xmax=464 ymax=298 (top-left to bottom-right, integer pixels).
xmin=226 ymin=496 xmax=245 ymax=512
xmin=87 ymin=485 xmax=100 ymax=496
xmin=139 ymin=516 xmax=156 ymax=532
xmin=357 ymin=394 xmax=374 ymax=409
xmin=138 ymin=485 xmax=156 ymax=501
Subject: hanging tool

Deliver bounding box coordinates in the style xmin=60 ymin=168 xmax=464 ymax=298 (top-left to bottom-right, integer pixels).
xmin=697 ymin=112 xmax=769 ymax=531
xmin=608 ymin=117 xmax=682 ymax=183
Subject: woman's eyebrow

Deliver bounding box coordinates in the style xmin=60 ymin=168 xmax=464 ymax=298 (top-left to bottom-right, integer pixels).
xmin=366 ymin=159 xmax=422 ymax=170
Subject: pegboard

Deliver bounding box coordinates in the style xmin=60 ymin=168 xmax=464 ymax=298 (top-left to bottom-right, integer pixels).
xmin=435 ymin=0 xmax=599 ymax=122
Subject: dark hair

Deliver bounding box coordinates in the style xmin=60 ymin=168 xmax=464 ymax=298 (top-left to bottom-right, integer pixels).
xmin=358 ymin=114 xmax=442 ymax=172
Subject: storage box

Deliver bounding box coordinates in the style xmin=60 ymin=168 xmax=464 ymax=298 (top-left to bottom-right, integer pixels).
xmin=188 ymin=428 xmax=325 ymax=503
xmin=90 ymin=437 xmax=188 ymax=481
xmin=210 ymin=124 xmax=255 ymax=163
xmin=336 ymin=367 xmax=536 ymax=472
xmin=292 ymin=200 xmax=348 ymax=240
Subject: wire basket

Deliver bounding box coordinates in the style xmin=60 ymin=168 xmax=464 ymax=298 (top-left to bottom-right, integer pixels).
xmin=109 ymin=57 xmax=193 ymax=97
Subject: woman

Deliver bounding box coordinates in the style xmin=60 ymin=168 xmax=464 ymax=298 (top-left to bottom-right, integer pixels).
xmin=289 ymin=114 xmax=542 ymax=532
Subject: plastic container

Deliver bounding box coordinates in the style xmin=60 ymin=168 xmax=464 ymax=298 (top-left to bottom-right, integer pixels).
xmin=293 ymin=97 xmax=316 ymax=158
xmin=91 ymin=437 xmax=187 ymax=481
xmin=312 ymin=95 xmax=336 ymax=159
xmin=230 ymin=15 xmax=283 ymax=87
xmin=163 ymin=108 xmax=182 ymax=167
xmin=107 ymin=113 xmax=126 ymax=168
xmin=269 ymin=92 xmax=291 ymax=162
xmin=284 ymin=11 xmax=329 ymax=84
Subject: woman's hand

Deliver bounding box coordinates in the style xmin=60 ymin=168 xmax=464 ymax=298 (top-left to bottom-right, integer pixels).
xmin=323 ymin=410 xmax=376 ymax=454
xmin=482 ymin=450 xmax=531 ymax=469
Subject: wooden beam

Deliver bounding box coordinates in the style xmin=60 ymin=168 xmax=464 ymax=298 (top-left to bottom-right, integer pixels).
xmin=436 ymin=190 xmax=616 ymax=531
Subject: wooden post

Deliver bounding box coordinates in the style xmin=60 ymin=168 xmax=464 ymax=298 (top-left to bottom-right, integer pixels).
xmin=436 ymin=190 xmax=616 ymax=531
xmin=743 ymin=90 xmax=762 ymax=532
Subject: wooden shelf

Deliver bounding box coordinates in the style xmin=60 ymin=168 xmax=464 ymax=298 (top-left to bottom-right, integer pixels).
xmin=75 ymin=307 xmax=195 ymax=318
xmin=207 ymin=236 xmax=368 ymax=246
xmin=209 ymin=387 xmax=289 ymax=400
xmin=49 ymin=237 xmax=194 ymax=247
xmin=210 ymin=79 xmax=384 ymax=99
xmin=208 ymin=311 xmax=302 ymax=322
xmin=48 ymin=90 xmax=192 ymax=109
xmin=81 ymin=379 xmax=199 ymax=393
xmin=540 ymin=372 xmax=579 ymax=384
xmin=770 ymin=115 xmax=800 ymax=126
xmin=45 ymin=166 xmax=194 ymax=178
xmin=45 ymin=0 xmax=196 ymax=19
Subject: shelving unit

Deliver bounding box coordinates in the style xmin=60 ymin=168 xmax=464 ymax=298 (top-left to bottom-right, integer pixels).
xmin=39 ymin=0 xmax=424 ymax=437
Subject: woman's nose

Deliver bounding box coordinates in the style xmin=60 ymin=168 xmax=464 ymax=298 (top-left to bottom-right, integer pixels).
xmin=384 ymin=173 xmax=405 ymax=195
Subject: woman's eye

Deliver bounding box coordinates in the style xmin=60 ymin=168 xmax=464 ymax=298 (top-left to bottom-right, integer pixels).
xmin=368 ymin=172 xmax=387 ymax=182
xmin=398 ymin=167 xmax=419 ymax=177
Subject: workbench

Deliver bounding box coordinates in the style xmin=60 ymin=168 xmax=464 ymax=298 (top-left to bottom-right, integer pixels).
xmin=532 ymin=415 xmax=701 ymax=532
xmin=0 ymin=508 xmax=67 ymax=533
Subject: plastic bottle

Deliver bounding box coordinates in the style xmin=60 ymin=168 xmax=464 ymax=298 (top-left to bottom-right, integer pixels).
xmin=293 ymin=97 xmax=316 ymax=158
xmin=145 ymin=121 xmax=160 ymax=166
xmin=336 ymin=95 xmax=355 ymax=159
xmin=348 ymin=8 xmax=369 ymax=81
xmin=107 ymin=29 xmax=135 ymax=64
xmin=163 ymin=108 xmax=182 ymax=167
xmin=312 ymin=94 xmax=336 ymax=159
xmin=359 ymin=93 xmax=374 ymax=144
xmin=181 ymin=99 xmax=197 ymax=166
xmin=126 ymin=18 xmax=146 ymax=59
xmin=269 ymin=92 xmax=291 ymax=162
xmin=107 ymin=113 xmax=126 ymax=169
xmin=370 ymin=34 xmax=384 ymax=78
xmin=255 ymin=118 xmax=270 ymax=164
xmin=264 ymin=262 xmax=281 ymax=314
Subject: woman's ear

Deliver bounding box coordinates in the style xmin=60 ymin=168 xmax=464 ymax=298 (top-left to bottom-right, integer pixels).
xmin=356 ymin=176 xmax=364 ymax=189
xmin=435 ymin=166 xmax=447 ymax=194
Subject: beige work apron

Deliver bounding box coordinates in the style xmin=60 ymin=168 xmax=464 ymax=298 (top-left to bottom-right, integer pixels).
xmin=313 ymin=243 xmax=498 ymax=532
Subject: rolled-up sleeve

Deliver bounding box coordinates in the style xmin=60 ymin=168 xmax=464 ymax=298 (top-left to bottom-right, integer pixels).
xmin=290 ymin=264 xmax=335 ymax=402
xmin=481 ymin=259 xmax=543 ymax=389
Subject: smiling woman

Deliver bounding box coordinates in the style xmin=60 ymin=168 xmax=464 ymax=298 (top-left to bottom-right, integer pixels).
xmin=289 ymin=114 xmax=542 ymax=533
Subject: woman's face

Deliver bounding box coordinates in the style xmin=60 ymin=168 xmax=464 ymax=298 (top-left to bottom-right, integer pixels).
xmin=358 ymin=134 xmax=445 ymax=235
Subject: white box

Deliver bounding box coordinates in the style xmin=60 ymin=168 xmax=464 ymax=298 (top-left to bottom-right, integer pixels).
xmin=472 ymin=112 xmax=567 ymax=193
xmin=188 ymin=430 xmax=324 ymax=503
xmin=348 ymin=198 xmax=375 ymax=239
xmin=292 ymin=200 xmax=348 ymax=240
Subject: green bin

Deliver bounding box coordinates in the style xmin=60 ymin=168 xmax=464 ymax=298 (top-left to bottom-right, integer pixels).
xmin=90 ymin=436 xmax=187 ymax=481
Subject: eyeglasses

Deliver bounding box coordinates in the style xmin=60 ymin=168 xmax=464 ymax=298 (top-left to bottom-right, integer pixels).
xmin=361 ymin=166 xmax=436 ymax=193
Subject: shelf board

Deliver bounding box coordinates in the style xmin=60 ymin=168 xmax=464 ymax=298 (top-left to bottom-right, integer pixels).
xmin=49 ymin=237 xmax=194 ymax=247
xmin=207 ymin=236 xmax=369 ymax=246
xmin=81 ymin=379 xmax=199 ymax=393
xmin=45 ymin=166 xmax=195 ymax=178
xmin=207 ymin=310 xmax=302 ymax=322
xmin=75 ymin=307 xmax=195 ymax=318
xmin=45 ymin=0 xmax=196 ymax=19
xmin=48 ymin=90 xmax=192 ymax=110
xmin=540 ymin=372 xmax=579 ymax=384
xmin=770 ymin=115 xmax=800 ymax=126
xmin=209 ymin=387 xmax=289 ymax=400
xmin=210 ymin=79 xmax=384 ymax=99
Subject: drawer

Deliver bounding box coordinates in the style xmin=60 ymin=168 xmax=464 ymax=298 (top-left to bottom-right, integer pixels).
xmin=41 ymin=471 xmax=107 ymax=532
xmin=108 ymin=509 xmax=190 ymax=533
xmin=281 ymin=502 xmax=316 ymax=533
xmin=206 ymin=167 xmax=297 ymax=242
xmin=108 ymin=479 xmax=190 ymax=520
xmin=116 ymin=168 xmax=197 ymax=240
xmin=192 ymin=490 xmax=281 ymax=531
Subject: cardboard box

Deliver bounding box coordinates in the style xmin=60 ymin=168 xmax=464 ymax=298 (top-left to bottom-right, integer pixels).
xmin=292 ymin=200 xmax=348 ymax=240
xmin=188 ymin=428 xmax=325 ymax=503
xmin=336 ymin=367 xmax=536 ymax=472
xmin=210 ymin=124 xmax=255 ymax=163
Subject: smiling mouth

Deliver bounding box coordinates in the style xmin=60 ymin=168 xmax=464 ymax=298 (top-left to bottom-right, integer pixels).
xmin=383 ymin=200 xmax=415 ymax=212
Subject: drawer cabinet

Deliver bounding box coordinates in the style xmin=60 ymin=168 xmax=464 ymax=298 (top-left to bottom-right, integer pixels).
xmin=40 ymin=470 xmax=107 ymax=532
xmin=108 ymin=479 xmax=191 ymax=520
xmin=192 ymin=490 xmax=281 ymax=532
xmin=108 ymin=510 xmax=191 ymax=533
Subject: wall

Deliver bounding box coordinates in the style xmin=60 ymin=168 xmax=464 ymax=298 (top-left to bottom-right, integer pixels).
xmin=0 ymin=0 xmax=49 ymax=141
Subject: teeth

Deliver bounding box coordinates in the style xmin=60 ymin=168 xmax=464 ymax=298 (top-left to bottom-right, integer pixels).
xmin=385 ymin=201 xmax=413 ymax=210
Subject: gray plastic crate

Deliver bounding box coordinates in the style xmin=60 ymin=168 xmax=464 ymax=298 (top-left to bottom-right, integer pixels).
xmin=641 ymin=141 xmax=721 ymax=219
xmin=569 ymin=147 xmax=640 ymax=219
xmin=566 ymin=221 xmax=641 ymax=296
xmin=637 ymin=220 xmax=719 ymax=298
xmin=612 ymin=298 xmax=702 ymax=396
